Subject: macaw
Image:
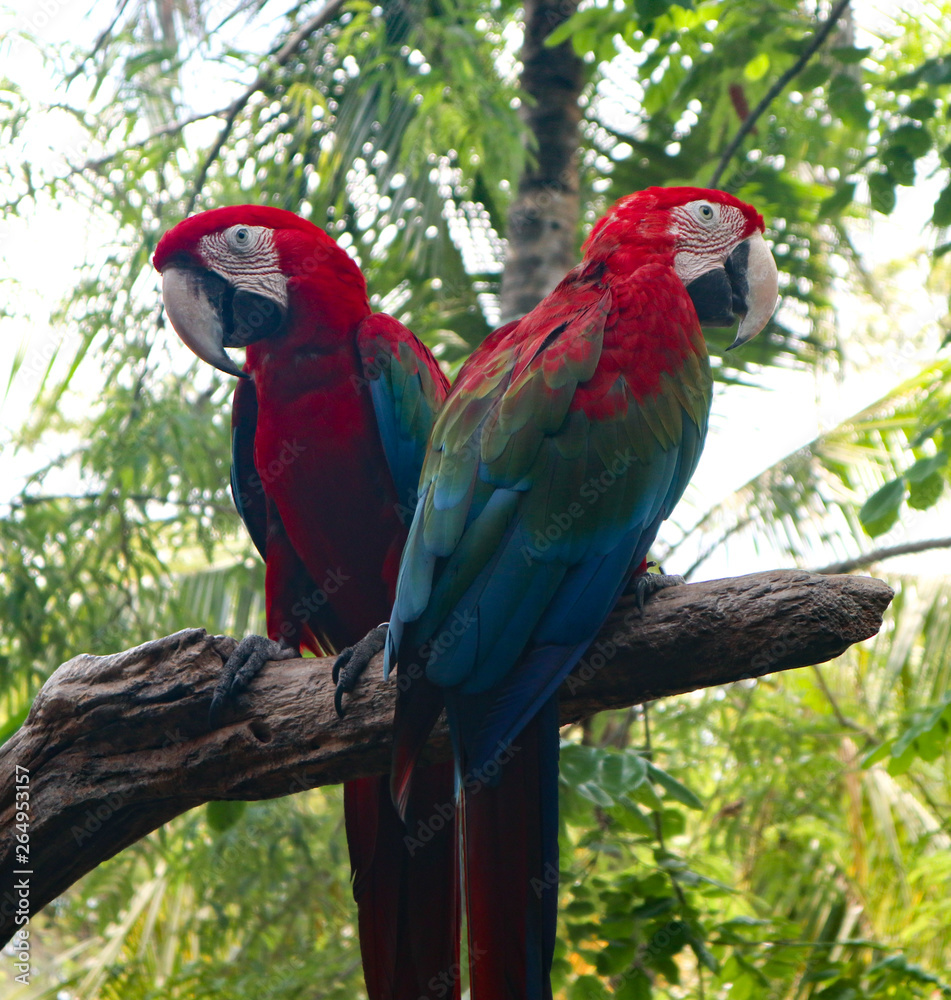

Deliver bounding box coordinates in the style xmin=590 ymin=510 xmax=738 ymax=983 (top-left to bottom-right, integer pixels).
xmin=152 ymin=206 xmax=459 ymax=1000
xmin=384 ymin=187 xmax=779 ymax=999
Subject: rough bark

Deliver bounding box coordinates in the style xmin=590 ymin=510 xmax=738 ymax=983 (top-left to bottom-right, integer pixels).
xmin=498 ymin=0 xmax=584 ymax=322
xmin=0 ymin=569 xmax=892 ymax=946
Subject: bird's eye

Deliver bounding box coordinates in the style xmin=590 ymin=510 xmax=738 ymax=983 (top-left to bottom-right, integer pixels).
xmin=697 ymin=203 xmax=715 ymax=222
xmin=226 ymin=225 xmax=257 ymax=251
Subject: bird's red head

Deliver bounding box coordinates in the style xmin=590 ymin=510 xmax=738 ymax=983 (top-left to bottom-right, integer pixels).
xmin=583 ymin=186 xmax=764 ymax=257
xmin=584 ymin=186 xmax=777 ymax=349
xmin=154 ymin=205 xmax=369 ymax=378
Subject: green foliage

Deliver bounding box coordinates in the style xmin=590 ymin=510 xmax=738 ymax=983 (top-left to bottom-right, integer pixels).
xmin=856 ymin=375 xmax=951 ymax=535
xmin=35 ymin=791 xmax=365 ymax=999
xmin=864 ymin=687 xmax=951 ymax=775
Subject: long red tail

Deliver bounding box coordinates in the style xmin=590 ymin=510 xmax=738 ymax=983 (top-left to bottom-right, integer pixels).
xmin=346 ymin=763 xmax=461 ymax=1000
xmin=460 ymin=696 xmax=560 ymax=1000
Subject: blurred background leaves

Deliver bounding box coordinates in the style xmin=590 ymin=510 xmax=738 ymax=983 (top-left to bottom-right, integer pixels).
xmin=3 ymin=0 xmax=951 ymax=996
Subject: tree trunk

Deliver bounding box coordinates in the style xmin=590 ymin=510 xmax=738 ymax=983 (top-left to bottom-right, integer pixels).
xmin=498 ymin=0 xmax=584 ymax=321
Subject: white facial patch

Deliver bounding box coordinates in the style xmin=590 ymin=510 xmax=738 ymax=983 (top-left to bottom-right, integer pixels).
xmin=671 ymin=202 xmax=748 ymax=286
xmin=198 ymin=225 xmax=288 ymax=310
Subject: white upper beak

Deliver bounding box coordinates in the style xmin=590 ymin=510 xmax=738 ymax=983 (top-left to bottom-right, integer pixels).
xmin=161 ymin=265 xmax=249 ymax=379
xmin=728 ymin=230 xmax=779 ymax=350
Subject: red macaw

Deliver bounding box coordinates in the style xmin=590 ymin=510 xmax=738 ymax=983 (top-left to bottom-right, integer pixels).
xmin=384 ymin=187 xmax=779 ymax=999
xmin=152 ymin=206 xmax=459 ymax=1000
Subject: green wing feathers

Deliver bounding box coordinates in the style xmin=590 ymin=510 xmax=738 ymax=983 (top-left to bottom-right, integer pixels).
xmin=398 ymin=263 xmax=713 ymax=653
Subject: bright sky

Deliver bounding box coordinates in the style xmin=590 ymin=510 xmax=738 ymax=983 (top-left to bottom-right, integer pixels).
xmin=1 ymin=0 xmax=949 ymax=583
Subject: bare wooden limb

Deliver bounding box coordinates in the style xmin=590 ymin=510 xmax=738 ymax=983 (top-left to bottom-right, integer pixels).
xmin=184 ymin=0 xmax=347 ymax=213
xmin=0 ymin=569 xmax=892 ymax=945
xmin=815 ymin=536 xmax=951 ymax=576
xmin=67 ymin=1 xmax=348 ymax=181
xmin=709 ymin=0 xmax=852 ymax=189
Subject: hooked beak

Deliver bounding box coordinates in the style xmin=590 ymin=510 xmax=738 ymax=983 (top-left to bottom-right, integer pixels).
xmin=161 ymin=265 xmax=288 ymax=379
xmin=161 ymin=266 xmax=248 ymax=379
xmin=684 ymin=229 xmax=779 ymax=350
xmin=725 ymin=230 xmax=778 ymax=350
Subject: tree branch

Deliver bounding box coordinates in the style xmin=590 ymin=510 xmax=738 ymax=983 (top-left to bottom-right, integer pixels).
xmin=815 ymin=536 xmax=951 ymax=576
xmin=184 ymin=0 xmax=347 ymax=213
xmin=709 ymin=0 xmax=852 ymax=189
xmin=65 ymin=0 xmax=132 ymax=86
xmin=68 ymin=1 xmax=346 ymax=186
xmin=0 ymin=569 xmax=893 ymax=946
xmin=8 ymin=491 xmax=233 ymax=514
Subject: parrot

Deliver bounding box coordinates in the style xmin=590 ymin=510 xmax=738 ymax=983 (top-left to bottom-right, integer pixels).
xmin=152 ymin=205 xmax=460 ymax=1000
xmin=382 ymin=186 xmax=779 ymax=999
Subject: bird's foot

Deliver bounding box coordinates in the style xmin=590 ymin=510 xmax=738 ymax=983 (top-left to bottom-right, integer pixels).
xmin=332 ymin=624 xmax=388 ymax=717
xmin=626 ymin=563 xmax=685 ymax=611
xmin=209 ymin=635 xmax=295 ymax=726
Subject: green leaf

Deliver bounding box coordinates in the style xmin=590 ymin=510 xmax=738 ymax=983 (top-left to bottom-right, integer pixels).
xmin=596 ymin=941 xmax=638 ymax=975
xmin=651 ymin=954 xmax=680 ymax=983
xmin=814 ymin=980 xmax=861 ymax=999
xmin=629 ymin=777 xmax=664 ymax=811
xmin=565 ymin=899 xmax=596 ymax=916
xmin=828 ymin=73 xmax=870 ymax=128
xmin=830 ymin=46 xmax=872 ymax=65
xmin=886 ymin=694 xmax=951 ymax=773
xmin=861 ymin=739 xmax=895 ymax=769
xmin=601 ymin=749 xmax=649 ymax=795
xmin=905 ymin=453 xmax=947 ymax=483
xmin=904 ymin=97 xmax=936 ymax=120
xmin=544 ymin=17 xmax=578 ymax=48
xmin=687 ymin=932 xmax=719 ymax=974
xmin=646 ymin=762 xmax=703 ymax=809
xmin=933 ymin=184 xmax=951 ymax=227
xmin=868 ymin=172 xmax=897 ymax=215
xmin=888 ymin=122 xmax=933 ymax=158
xmin=659 ymin=807 xmax=687 ymax=837
xmin=868 ymin=953 xmax=951 ymax=989
xmin=569 ymin=973 xmax=609 ymax=1000
xmin=858 ymin=477 xmax=904 ymax=536
xmin=206 ymin=800 xmax=247 ymax=832
xmin=618 ymin=798 xmax=656 ymax=836
xmin=635 ymin=0 xmax=676 ymax=22
xmin=820 ymin=181 xmax=856 ymax=216
xmin=891 ymin=55 xmax=951 ymax=89
xmin=123 ymin=47 xmax=178 ymax=80
xmin=886 ymin=122 xmax=934 ymax=157
xmin=616 ymin=969 xmax=652 ymax=1000
xmin=743 ymin=53 xmax=770 ymax=82
xmin=577 ymin=780 xmax=616 ymax=808
xmin=908 ymin=470 xmax=944 ymax=510
xmin=632 ymin=896 xmax=677 ymax=920
xmin=798 ymin=62 xmax=831 ymax=90
xmin=559 ymin=743 xmax=599 ymax=785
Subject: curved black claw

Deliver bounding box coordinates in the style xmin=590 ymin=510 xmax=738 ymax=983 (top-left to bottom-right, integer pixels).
xmin=629 ymin=570 xmax=686 ymax=611
xmin=622 ymin=561 xmax=659 ymax=598
xmin=209 ymin=634 xmax=295 ymax=726
xmin=333 ymin=624 xmax=389 ymax=718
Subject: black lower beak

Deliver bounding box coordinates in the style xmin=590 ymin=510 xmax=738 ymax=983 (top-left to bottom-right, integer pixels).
xmin=685 ymin=231 xmax=778 ymax=349
xmin=226 ymin=289 xmax=286 ymax=348
xmin=161 ymin=266 xmax=249 ymax=378
xmin=162 ymin=267 xmax=288 ymax=378
xmin=685 ymin=266 xmax=738 ymax=329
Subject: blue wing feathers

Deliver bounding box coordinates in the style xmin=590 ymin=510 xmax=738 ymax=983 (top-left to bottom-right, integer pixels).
xmin=358 ymin=315 xmax=449 ymax=513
